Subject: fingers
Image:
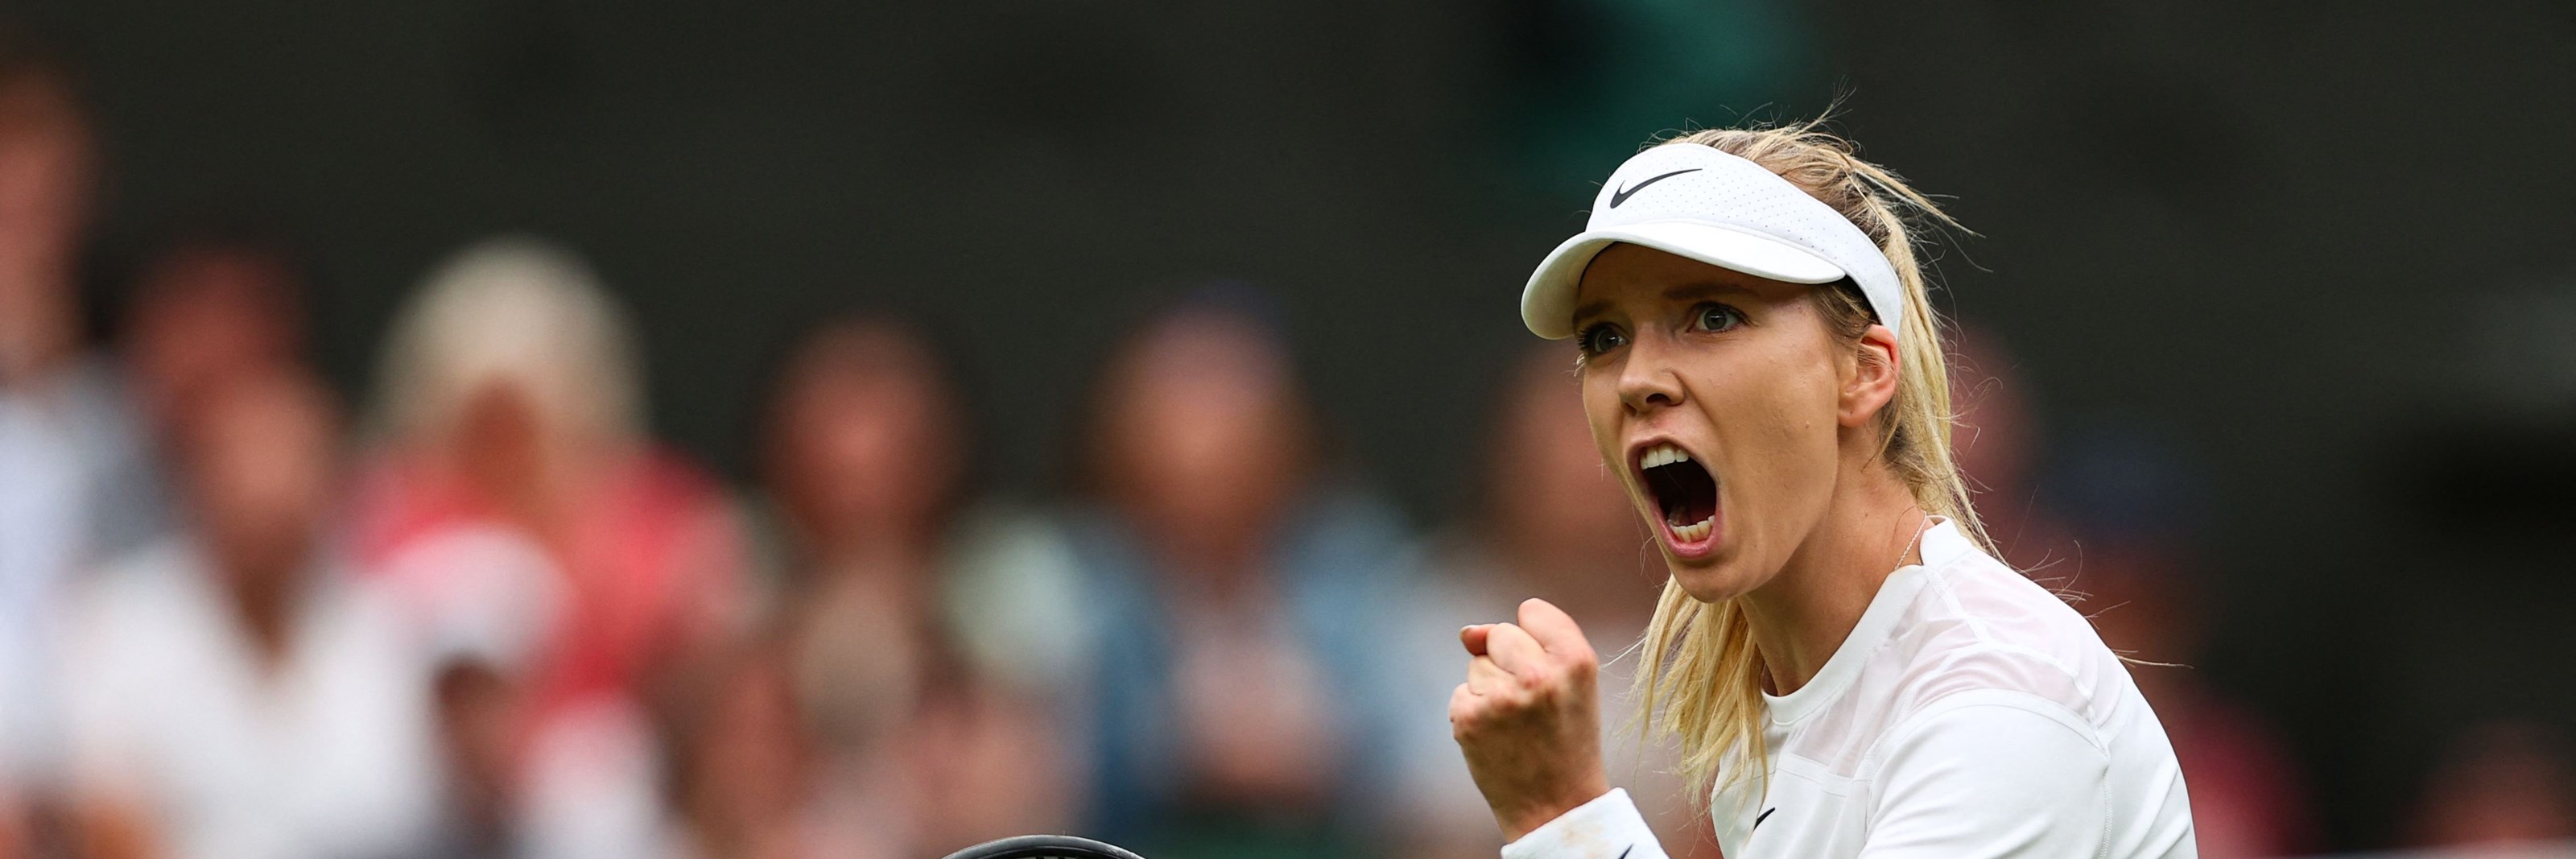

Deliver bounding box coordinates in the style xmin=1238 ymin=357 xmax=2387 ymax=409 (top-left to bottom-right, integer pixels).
xmin=1516 ymin=597 xmax=1595 ymax=660
xmin=1463 ymin=600 xmax=1596 ymax=678
xmin=1484 ymin=622 xmax=1547 ymax=676
xmin=1465 ymin=655 xmax=1513 ymax=696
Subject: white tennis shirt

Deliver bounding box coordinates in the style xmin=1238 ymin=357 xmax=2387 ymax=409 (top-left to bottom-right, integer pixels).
xmin=1504 ymin=519 xmax=2198 ymax=859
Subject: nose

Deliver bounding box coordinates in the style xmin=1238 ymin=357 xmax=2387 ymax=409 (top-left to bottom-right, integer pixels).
xmin=1615 ymin=333 xmax=1686 ymax=414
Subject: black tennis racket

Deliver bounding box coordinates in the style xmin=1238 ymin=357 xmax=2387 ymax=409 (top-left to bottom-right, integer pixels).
xmin=939 ymin=834 xmax=1148 ymax=859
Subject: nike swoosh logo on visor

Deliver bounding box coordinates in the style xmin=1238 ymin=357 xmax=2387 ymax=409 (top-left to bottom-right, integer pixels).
xmin=1608 ymin=167 xmax=1701 ymax=207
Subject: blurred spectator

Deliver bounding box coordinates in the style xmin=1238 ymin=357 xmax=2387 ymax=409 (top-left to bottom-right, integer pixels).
xmin=757 ymin=319 xmax=964 ymax=759
xmin=59 ymin=366 xmax=440 ymax=859
xmin=355 ymin=237 xmax=747 ymax=858
xmin=121 ymin=229 xmax=308 ymax=436
xmin=705 ymin=315 xmax=1069 ymax=858
xmin=390 ymin=523 xmax=564 ymax=859
xmin=761 ymin=316 xmax=964 ymax=593
xmin=2408 ymin=720 xmax=2576 ymax=850
xmin=659 ymin=638 xmax=819 ymax=859
xmin=2047 ymin=425 xmax=2318 ymax=859
xmin=1064 ymin=291 xmax=1417 ymax=859
xmin=358 ymin=235 xmax=749 ymax=720
xmin=1396 ymin=345 xmax=1714 ymax=859
xmin=0 ymin=27 xmax=160 ymax=799
xmin=0 ymin=28 xmax=93 ymax=391
xmin=1947 ymin=326 xmax=2074 ymax=572
xmin=422 ymin=658 xmax=523 ymax=859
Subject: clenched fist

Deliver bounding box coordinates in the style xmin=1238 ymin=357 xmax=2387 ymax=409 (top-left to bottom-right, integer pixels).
xmin=1450 ymin=597 xmax=1610 ymax=841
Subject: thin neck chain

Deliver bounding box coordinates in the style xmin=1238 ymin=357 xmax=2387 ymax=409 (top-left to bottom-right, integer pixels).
xmin=1895 ymin=510 xmax=1933 ymax=570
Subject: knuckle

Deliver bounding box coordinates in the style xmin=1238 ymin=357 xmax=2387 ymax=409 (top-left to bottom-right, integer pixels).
xmin=1567 ymin=654 xmax=1599 ymax=680
xmin=1540 ymin=661 xmax=1579 ymax=687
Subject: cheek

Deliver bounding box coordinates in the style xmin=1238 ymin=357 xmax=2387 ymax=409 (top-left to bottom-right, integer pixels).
xmin=1699 ymin=360 xmax=1847 ymax=513
xmin=1578 ymin=374 xmax=1643 ymax=502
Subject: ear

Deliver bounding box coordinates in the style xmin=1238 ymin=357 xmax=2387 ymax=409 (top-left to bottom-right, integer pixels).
xmin=1837 ymin=323 xmax=1901 ymax=428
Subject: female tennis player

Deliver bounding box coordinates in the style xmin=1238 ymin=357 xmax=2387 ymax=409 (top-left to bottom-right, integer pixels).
xmin=1448 ymin=120 xmax=2199 ymax=858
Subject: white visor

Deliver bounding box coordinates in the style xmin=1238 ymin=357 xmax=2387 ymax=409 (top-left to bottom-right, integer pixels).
xmin=1520 ymin=143 xmax=1906 ymax=344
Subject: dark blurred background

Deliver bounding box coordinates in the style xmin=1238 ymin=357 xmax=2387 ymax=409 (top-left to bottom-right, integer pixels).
xmin=5 ymin=0 xmax=2574 ymax=857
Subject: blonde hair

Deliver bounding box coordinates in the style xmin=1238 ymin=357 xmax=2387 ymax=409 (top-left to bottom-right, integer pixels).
xmin=1629 ymin=118 xmax=1988 ymax=807
xmin=369 ymin=235 xmax=644 ymax=451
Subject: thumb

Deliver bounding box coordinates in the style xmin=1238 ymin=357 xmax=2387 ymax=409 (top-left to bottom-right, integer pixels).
xmin=1460 ymin=624 xmax=1492 ymax=657
xmin=1516 ymin=597 xmax=1592 ymax=658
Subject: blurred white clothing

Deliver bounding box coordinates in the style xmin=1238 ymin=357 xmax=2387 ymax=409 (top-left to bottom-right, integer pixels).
xmin=518 ymin=695 xmax=677 ymax=859
xmin=61 ymin=539 xmax=439 ymax=859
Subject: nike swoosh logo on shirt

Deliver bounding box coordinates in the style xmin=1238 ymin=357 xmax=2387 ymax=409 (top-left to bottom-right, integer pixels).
xmin=1615 ymin=848 xmax=1633 ymax=859
xmin=1754 ymin=807 xmax=1777 ymax=830
xmin=1608 ymin=168 xmax=1701 ymax=207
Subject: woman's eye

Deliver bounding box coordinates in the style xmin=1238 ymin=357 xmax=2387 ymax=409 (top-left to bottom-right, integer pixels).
xmin=1690 ymin=304 xmax=1744 ymax=332
xmin=1577 ymin=323 xmax=1627 ymax=356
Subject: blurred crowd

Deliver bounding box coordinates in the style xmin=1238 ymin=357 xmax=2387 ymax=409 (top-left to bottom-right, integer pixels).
xmin=0 ymin=27 xmax=2570 ymax=859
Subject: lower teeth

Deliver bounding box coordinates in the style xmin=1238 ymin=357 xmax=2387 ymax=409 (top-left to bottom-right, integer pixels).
xmin=1671 ymin=517 xmax=1713 ymax=540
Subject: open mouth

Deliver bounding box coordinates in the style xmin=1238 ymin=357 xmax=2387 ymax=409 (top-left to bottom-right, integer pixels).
xmin=1639 ymin=443 xmax=1719 ymax=543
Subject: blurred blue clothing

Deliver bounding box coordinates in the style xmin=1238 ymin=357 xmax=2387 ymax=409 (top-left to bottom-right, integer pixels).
xmin=0 ymin=358 xmax=167 ymax=782
xmin=1063 ymin=484 xmax=1418 ymax=855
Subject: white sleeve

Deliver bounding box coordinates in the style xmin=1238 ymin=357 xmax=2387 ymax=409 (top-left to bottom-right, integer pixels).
xmin=1860 ymin=691 xmax=2110 ymax=859
xmin=1500 ymin=788 xmax=1670 ymax=859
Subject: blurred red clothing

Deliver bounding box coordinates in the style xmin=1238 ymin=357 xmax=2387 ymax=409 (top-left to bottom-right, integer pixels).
xmin=2153 ymin=682 xmax=2317 ymax=859
xmin=353 ymin=445 xmax=747 ymax=721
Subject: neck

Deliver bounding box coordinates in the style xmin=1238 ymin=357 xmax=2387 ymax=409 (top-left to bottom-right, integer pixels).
xmin=1740 ymin=468 xmax=1926 ymax=697
xmin=224 ymin=561 xmax=303 ymax=672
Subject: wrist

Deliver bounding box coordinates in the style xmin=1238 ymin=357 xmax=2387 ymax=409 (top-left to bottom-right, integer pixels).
xmin=1497 ymin=776 xmax=1612 ymax=842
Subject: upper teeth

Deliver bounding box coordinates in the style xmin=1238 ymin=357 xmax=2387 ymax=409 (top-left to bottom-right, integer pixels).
xmin=1641 ymin=444 xmax=1690 ymax=469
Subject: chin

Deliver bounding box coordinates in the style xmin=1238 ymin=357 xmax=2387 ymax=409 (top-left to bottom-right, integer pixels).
xmin=1662 ymin=547 xmax=1769 ymax=604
